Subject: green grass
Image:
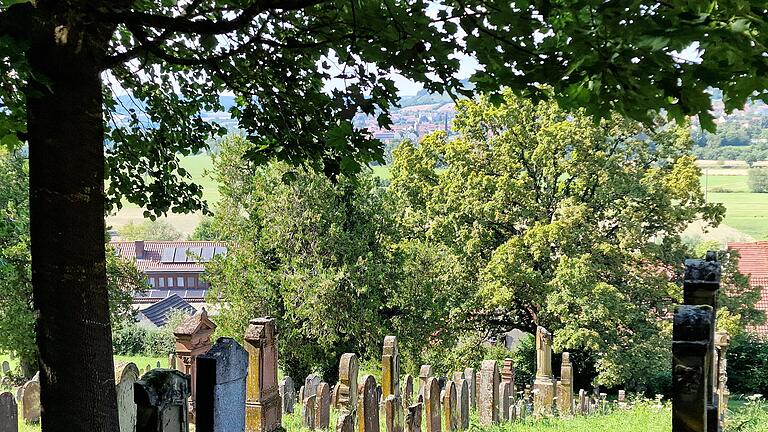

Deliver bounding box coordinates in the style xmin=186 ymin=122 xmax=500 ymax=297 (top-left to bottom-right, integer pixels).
xmin=706 ymin=192 xmax=768 ymax=240
xmin=701 ymin=174 xmax=751 ymax=193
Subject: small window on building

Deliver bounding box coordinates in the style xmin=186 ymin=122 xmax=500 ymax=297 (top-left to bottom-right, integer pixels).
xmin=177 ymin=277 xmax=185 ymax=287
xmin=187 ymin=277 xmax=196 ymax=288
xmin=148 ymin=277 xmax=155 ymax=288
xmin=158 ymin=277 xmax=165 ymax=288
xmin=167 ymin=277 xmax=174 ymax=288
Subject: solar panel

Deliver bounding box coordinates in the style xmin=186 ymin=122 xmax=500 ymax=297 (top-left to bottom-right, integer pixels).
xmin=185 ymin=289 xmax=206 ymax=298
xmin=173 ymin=247 xmax=189 ymax=263
xmin=201 ymin=247 xmax=215 ymax=262
xmin=214 ymin=246 xmax=228 ymax=257
xmin=188 ymin=247 xmax=203 ymax=262
xmin=161 ymin=248 xmax=175 ymax=263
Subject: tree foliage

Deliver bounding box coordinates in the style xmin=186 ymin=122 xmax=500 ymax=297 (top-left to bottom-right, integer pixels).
xmin=748 ymin=168 xmax=768 ymax=193
xmin=118 ymin=219 xmax=184 ymax=241
xmin=389 ymin=91 xmax=759 ymax=387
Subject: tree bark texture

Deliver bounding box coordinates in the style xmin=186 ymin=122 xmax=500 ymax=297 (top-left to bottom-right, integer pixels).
xmin=26 ymin=11 xmax=119 ymax=432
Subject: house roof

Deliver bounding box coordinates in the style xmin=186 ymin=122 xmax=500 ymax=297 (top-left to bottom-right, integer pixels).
xmin=138 ymin=294 xmax=196 ymax=327
xmin=727 ymin=241 xmax=768 ymax=336
xmin=110 ymin=240 xmax=227 ymax=273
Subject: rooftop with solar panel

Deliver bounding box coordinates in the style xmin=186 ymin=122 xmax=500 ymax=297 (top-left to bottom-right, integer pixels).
xmin=110 ymin=240 xmax=227 ymax=311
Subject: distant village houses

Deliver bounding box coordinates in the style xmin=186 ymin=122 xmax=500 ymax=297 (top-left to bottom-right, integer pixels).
xmin=727 ymin=241 xmax=768 ymax=337
xmin=111 ymin=240 xmax=226 ymax=327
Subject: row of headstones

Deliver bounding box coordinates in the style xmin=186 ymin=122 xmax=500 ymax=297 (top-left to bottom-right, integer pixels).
xmin=0 ymin=373 xmax=41 ymax=432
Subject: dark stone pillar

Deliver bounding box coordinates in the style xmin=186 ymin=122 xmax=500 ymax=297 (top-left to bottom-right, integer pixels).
xmin=673 ymin=305 xmax=714 ymax=432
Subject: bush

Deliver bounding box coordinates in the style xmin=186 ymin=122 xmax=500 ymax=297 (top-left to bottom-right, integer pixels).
xmin=728 ymin=332 xmax=768 ymax=395
xmin=112 ymin=324 xmax=148 ymax=355
xmin=143 ymin=327 xmax=175 ymax=357
xmin=747 ymin=168 xmax=768 ymax=193
xmin=112 ymin=316 xmax=183 ymax=358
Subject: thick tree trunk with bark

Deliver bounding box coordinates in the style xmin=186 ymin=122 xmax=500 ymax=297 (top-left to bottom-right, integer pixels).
xmin=26 ymin=16 xmax=119 ymax=432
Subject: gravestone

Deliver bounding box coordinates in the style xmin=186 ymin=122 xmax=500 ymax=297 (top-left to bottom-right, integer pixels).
xmin=302 ymin=395 xmax=316 ymax=430
xmin=316 ymin=382 xmax=331 ymax=429
xmin=478 ymin=360 xmax=499 ymax=425
xmin=714 ymin=331 xmax=730 ymax=429
xmin=331 ymin=384 xmax=340 ymax=408
xmin=578 ymin=389 xmax=587 ymax=415
xmin=384 ymin=395 xmax=399 ymax=432
xmin=673 ymin=305 xmax=714 ymax=432
xmin=338 ymin=353 xmax=359 ymax=411
xmin=299 ymin=386 xmax=305 ymax=403
xmin=116 ymin=362 xmax=140 ymax=432
xmin=423 ymin=377 xmax=440 ymax=432
xmin=195 ymin=337 xmax=249 ymax=432
xmin=21 ymin=380 xmax=40 ymax=423
xmin=618 ymin=390 xmax=626 ymax=409
xmin=499 ymin=382 xmax=511 ymax=421
xmin=169 ymin=354 xmax=177 ymax=370
xmin=0 ymin=362 xmax=8 ymax=376
xmin=457 ymin=379 xmax=469 ymax=430
xmin=463 ymin=368 xmax=476 ymax=410
xmin=244 ymin=317 xmax=281 ymax=432
xmin=279 ymin=377 xmax=295 ymax=414
xmin=174 ymin=308 xmax=216 ymax=422
xmin=0 ymin=391 xmax=17 ymax=432
xmin=337 ymin=411 xmax=354 ymax=432
xmin=418 ymin=365 xmax=433 ymax=401
xmin=557 ymin=353 xmax=574 ymax=416
xmin=13 ymin=387 xmax=21 ymax=403
xmin=501 ymin=359 xmax=515 ymax=394
xmin=305 ymin=374 xmax=321 ymax=399
xmin=134 ymin=369 xmax=191 ymax=432
xmin=357 ymin=375 xmax=380 ymax=432
xmin=533 ymin=327 xmax=555 ymax=417
xmin=402 ymin=374 xmax=414 ymax=410
xmin=516 ymin=400 xmax=526 ymax=421
xmin=452 ymin=372 xmax=464 ymax=386
xmin=405 ymin=403 xmax=422 ymax=432
xmin=442 ymin=381 xmax=457 ymax=432
xmin=381 ymin=337 xmax=403 ymax=432
xmin=475 ymin=372 xmax=481 ymax=409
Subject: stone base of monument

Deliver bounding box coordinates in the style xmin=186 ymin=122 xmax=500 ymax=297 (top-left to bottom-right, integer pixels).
xmin=533 ymin=377 xmax=556 ymax=417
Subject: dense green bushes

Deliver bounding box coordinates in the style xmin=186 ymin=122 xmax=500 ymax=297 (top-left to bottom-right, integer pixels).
xmin=747 ymin=168 xmax=768 ymax=193
xmin=112 ymin=324 xmax=175 ymax=357
xmin=728 ymin=332 xmax=768 ymax=395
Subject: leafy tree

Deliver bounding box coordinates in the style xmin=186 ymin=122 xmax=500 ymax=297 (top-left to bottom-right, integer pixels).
xmin=0 ymin=1 xmax=766 ymax=428
xmin=0 ymin=151 xmax=147 ymax=376
xmin=748 ymin=168 xmax=768 ymax=193
xmin=389 ymin=92 xmax=759 ymax=388
xmin=118 ymin=219 xmax=183 ymax=241
xmin=189 ymin=216 xmax=220 ymax=241
xmin=204 ymin=136 xmax=462 ymax=380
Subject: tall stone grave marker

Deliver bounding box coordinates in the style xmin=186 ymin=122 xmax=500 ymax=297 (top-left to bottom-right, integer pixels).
xmin=533 ymin=327 xmax=556 ymax=417
xmin=501 ymin=359 xmax=515 ymax=395
xmin=20 ymin=380 xmax=40 ymax=424
xmin=302 ymin=395 xmax=316 ymax=430
xmin=673 ymin=305 xmax=714 ymax=432
xmin=316 ymin=382 xmax=331 ymax=429
xmin=358 ymin=375 xmax=380 ymax=432
xmin=338 ymin=353 xmax=359 ymax=410
xmin=337 ymin=411 xmax=354 ymax=432
xmin=1 ymin=362 xmax=8 ymax=376
xmin=499 ymin=382 xmax=511 ymax=421
xmin=402 ymin=374 xmax=414 ymax=409
xmin=557 ymin=353 xmax=574 ymax=415
xmin=174 ymin=308 xmax=216 ymax=422
xmin=405 ymin=403 xmax=422 ymax=432
xmin=714 ymin=331 xmax=730 ymax=428
xmin=0 ymin=391 xmax=18 ymax=432
xmin=196 ymin=337 xmax=249 ymax=432
xmin=442 ymin=381 xmax=457 ymax=432
xmin=381 ymin=336 xmax=402 ymax=432
xmin=418 ymin=365 xmax=433 ymax=402
xmin=305 ymin=374 xmax=321 ymax=399
xmin=423 ymin=377 xmax=440 ymax=432
xmin=244 ymin=317 xmax=282 ymax=432
xmin=578 ymin=389 xmax=587 ymax=415
xmin=478 ymin=360 xmax=500 ymax=425
xmin=457 ymin=379 xmax=469 ymax=430
xmin=134 ymin=369 xmax=191 ymax=432
xmin=279 ymin=377 xmax=295 ymax=414
xmin=463 ymin=368 xmax=476 ymax=410
xmin=116 ymin=362 xmax=140 ymax=432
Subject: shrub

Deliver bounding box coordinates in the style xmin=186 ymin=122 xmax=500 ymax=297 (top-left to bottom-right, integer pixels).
xmin=143 ymin=327 xmax=175 ymax=357
xmin=112 ymin=323 xmax=148 ymax=355
xmin=747 ymin=168 xmax=768 ymax=193
xmin=728 ymin=332 xmax=768 ymax=395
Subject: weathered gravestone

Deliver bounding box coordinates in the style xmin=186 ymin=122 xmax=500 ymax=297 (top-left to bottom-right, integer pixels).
xmin=337 ymin=411 xmax=354 ymax=432
xmin=302 ymin=395 xmax=316 ymax=430
xmin=134 ymin=369 xmax=191 ymax=432
xmin=442 ymin=381 xmax=457 ymax=432
xmin=673 ymin=305 xmax=714 ymax=432
xmin=358 ymin=375 xmax=380 ymax=432
xmin=279 ymin=377 xmax=295 ymax=414
xmin=618 ymin=390 xmax=626 ymax=409
xmin=418 ymin=365 xmax=433 ymax=402
xmin=174 ymin=308 xmax=217 ymax=423
xmin=405 ymin=403 xmax=422 ymax=432
xmin=384 ymin=395 xmax=400 ymax=432
xmin=501 ymin=359 xmax=515 ymax=394
xmin=338 ymin=353 xmax=359 ymax=411
xmin=299 ymin=386 xmax=305 ymax=403
xmin=195 ymin=337 xmax=249 ymax=432
xmin=714 ymin=331 xmax=730 ymax=429
xmin=244 ymin=317 xmax=282 ymax=432
xmin=21 ymin=380 xmax=40 ymax=424
xmin=169 ymin=354 xmax=177 ymax=371
xmin=381 ymin=336 xmax=403 ymax=432
xmin=116 ymin=362 xmax=140 ymax=432
xmin=0 ymin=362 xmax=8 ymax=376
xmin=305 ymin=374 xmax=321 ymax=400
xmin=423 ymin=377 xmax=440 ymax=432
xmin=478 ymin=360 xmax=499 ymax=425
xmin=452 ymin=372 xmax=464 ymax=386
xmin=457 ymin=379 xmax=469 ymax=430
xmin=0 ymin=391 xmax=17 ymax=432
xmin=499 ymin=381 xmax=511 ymax=422
xmin=316 ymin=382 xmax=331 ymax=429
xmin=463 ymin=368 xmax=476 ymax=410
xmin=578 ymin=389 xmax=587 ymax=415
xmin=557 ymin=353 xmax=574 ymax=415
xmin=533 ymin=327 xmax=556 ymax=417
xmin=402 ymin=374 xmax=414 ymax=410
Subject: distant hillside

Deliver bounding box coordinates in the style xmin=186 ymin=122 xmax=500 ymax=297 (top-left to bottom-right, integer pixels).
xmin=398 ymin=79 xmax=473 ymax=108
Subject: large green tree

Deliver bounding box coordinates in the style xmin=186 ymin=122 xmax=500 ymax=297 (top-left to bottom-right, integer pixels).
xmin=389 ymin=92 xmax=761 ymax=387
xmin=0 ymin=0 xmax=767 ymax=429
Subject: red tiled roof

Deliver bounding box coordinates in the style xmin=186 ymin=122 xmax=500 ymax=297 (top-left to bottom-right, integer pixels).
xmin=110 ymin=240 xmax=227 ymax=272
xmin=727 ymin=241 xmax=768 ymax=336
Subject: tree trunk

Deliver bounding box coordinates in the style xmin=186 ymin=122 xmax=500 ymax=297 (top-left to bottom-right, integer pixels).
xmin=26 ymin=20 xmax=119 ymax=432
